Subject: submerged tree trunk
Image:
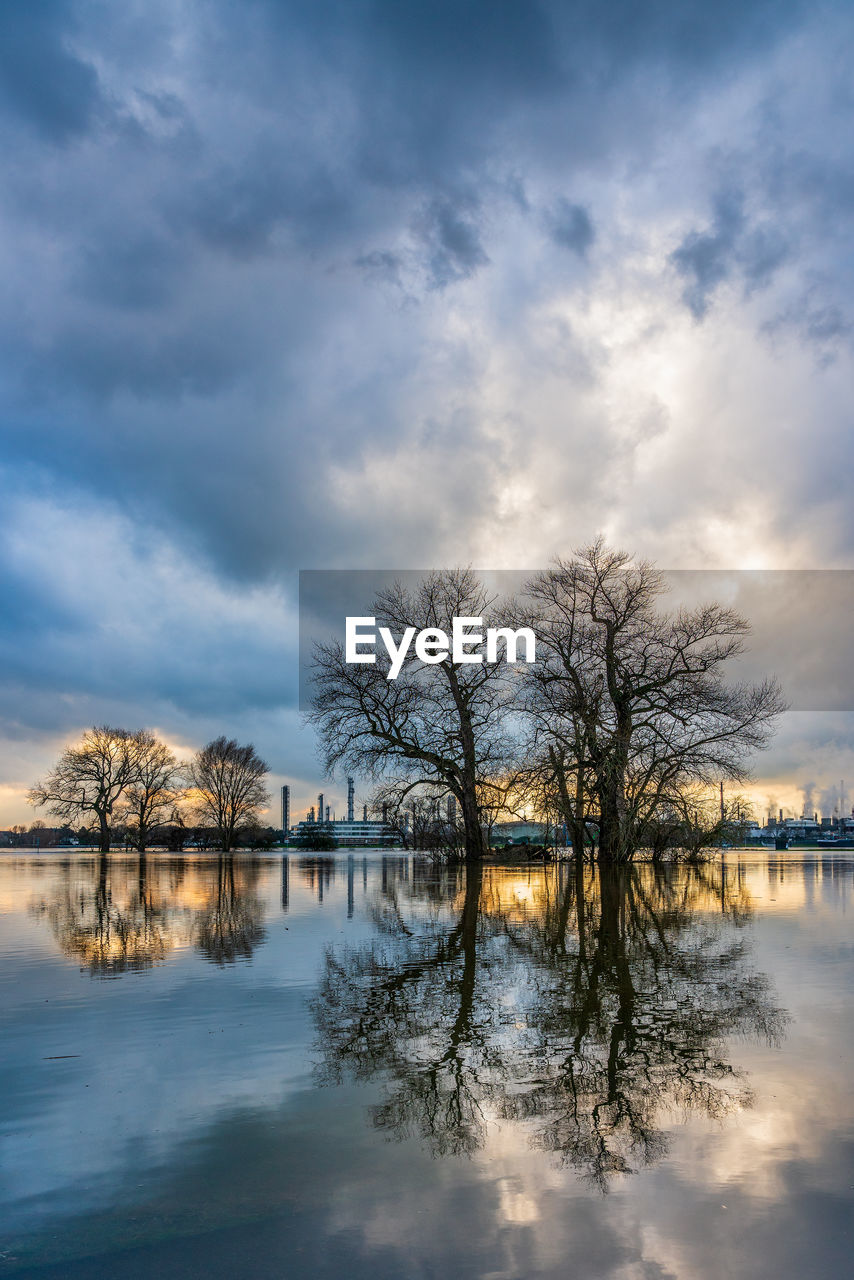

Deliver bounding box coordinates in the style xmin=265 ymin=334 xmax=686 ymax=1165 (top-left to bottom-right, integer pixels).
xmin=452 ymin=665 xmax=488 ymax=862
xmin=136 ymin=805 xmax=150 ymax=854
xmin=596 ymin=739 xmax=632 ymax=863
xmin=550 ymin=746 xmax=587 ymax=862
xmin=460 ymin=785 xmax=486 ymax=860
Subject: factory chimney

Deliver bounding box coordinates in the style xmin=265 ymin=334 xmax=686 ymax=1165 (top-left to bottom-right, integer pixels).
xmin=281 ymin=785 xmax=290 ymax=836
xmin=347 ymin=777 xmax=355 ymax=823
xmin=318 ymin=793 xmax=324 ymax=827
xmin=363 ymin=803 xmax=368 ymax=822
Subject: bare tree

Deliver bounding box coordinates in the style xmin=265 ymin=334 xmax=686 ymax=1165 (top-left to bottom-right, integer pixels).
xmin=28 ymin=726 xmax=142 ymax=852
xmin=370 ymin=778 xmax=464 ymax=855
xmin=186 ymin=736 xmax=270 ymax=852
xmin=309 ymin=569 xmax=520 ymax=861
xmin=643 ymin=785 xmax=756 ymax=860
xmin=524 ymin=540 xmax=786 ymax=862
xmin=120 ymin=731 xmax=185 ymax=853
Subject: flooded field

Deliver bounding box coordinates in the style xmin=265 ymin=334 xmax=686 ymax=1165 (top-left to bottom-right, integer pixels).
xmin=1 ymin=850 xmax=852 ymax=1278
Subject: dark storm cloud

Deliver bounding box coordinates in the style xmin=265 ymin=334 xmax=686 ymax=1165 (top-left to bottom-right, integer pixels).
xmin=74 ymin=232 xmax=186 ymax=311
xmin=416 ymin=196 xmax=489 ymax=289
xmin=248 ymin=0 xmax=563 ymax=188
xmin=763 ymin=294 xmax=852 ymax=363
xmin=545 ymin=199 xmax=595 ymax=256
xmin=354 ymin=249 xmax=403 ymax=288
xmin=183 ymin=148 xmax=357 ymax=259
xmin=0 ymin=1 xmax=103 ymax=142
xmin=252 ymin=0 xmax=808 ymax=186
xmin=671 ymin=189 xmax=788 ymax=318
xmin=671 ymin=193 xmax=745 ymax=318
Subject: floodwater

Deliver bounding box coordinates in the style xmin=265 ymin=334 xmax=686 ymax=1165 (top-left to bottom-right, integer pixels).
xmin=0 ymin=850 xmax=851 ymax=1279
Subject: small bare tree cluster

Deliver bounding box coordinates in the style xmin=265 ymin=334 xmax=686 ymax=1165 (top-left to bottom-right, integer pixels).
xmin=28 ymin=727 xmax=177 ymax=853
xmin=639 ymin=788 xmax=756 ymax=860
xmin=185 ymin=736 xmax=270 ymax=853
xmin=29 ymin=728 xmax=269 ymax=852
xmin=369 ymin=779 xmax=463 ymax=856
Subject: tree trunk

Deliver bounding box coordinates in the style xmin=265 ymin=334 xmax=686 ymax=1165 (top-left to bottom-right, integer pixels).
xmin=98 ymin=812 xmax=111 ymax=853
xmin=137 ymin=804 xmax=149 ymax=854
xmin=460 ymin=784 xmax=486 ymax=860
xmin=446 ymin=667 xmax=487 ymax=861
xmin=596 ymin=742 xmax=631 ymax=863
xmin=551 ymin=747 xmax=587 ymax=861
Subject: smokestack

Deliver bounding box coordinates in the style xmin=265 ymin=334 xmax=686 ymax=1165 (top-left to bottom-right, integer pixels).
xmin=347 ymin=777 xmax=355 ymax=823
xmin=281 ymin=785 xmax=290 ymax=836
xmin=309 ymin=806 xmax=315 ymax=823
xmin=363 ymin=803 xmax=368 ymax=822
xmin=325 ymin=805 xmax=330 ymax=823
xmin=318 ymin=793 xmax=324 ymax=826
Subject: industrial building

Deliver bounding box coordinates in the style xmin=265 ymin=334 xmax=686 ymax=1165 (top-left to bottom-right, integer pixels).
xmin=289 ymin=818 xmax=399 ymax=847
xmin=286 ymin=776 xmax=399 ymax=847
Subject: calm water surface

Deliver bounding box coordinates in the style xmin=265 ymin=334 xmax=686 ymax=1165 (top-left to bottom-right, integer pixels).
xmin=0 ymin=850 xmax=852 ymax=1278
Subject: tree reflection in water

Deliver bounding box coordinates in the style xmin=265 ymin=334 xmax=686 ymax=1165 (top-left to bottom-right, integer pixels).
xmin=194 ymin=855 xmax=266 ymax=965
xmin=30 ymin=854 xmax=267 ymax=975
xmin=313 ymin=859 xmax=787 ymax=1188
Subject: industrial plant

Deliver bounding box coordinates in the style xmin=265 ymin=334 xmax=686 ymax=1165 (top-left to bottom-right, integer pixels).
xmin=282 ymin=779 xmax=400 ymax=847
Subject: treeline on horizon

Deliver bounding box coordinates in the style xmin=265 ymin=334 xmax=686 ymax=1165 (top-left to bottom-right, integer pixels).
xmin=309 ymin=540 xmax=786 ymax=864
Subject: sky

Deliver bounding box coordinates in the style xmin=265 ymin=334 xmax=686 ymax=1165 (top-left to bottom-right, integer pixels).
xmin=2 ymin=0 xmax=854 ymax=825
